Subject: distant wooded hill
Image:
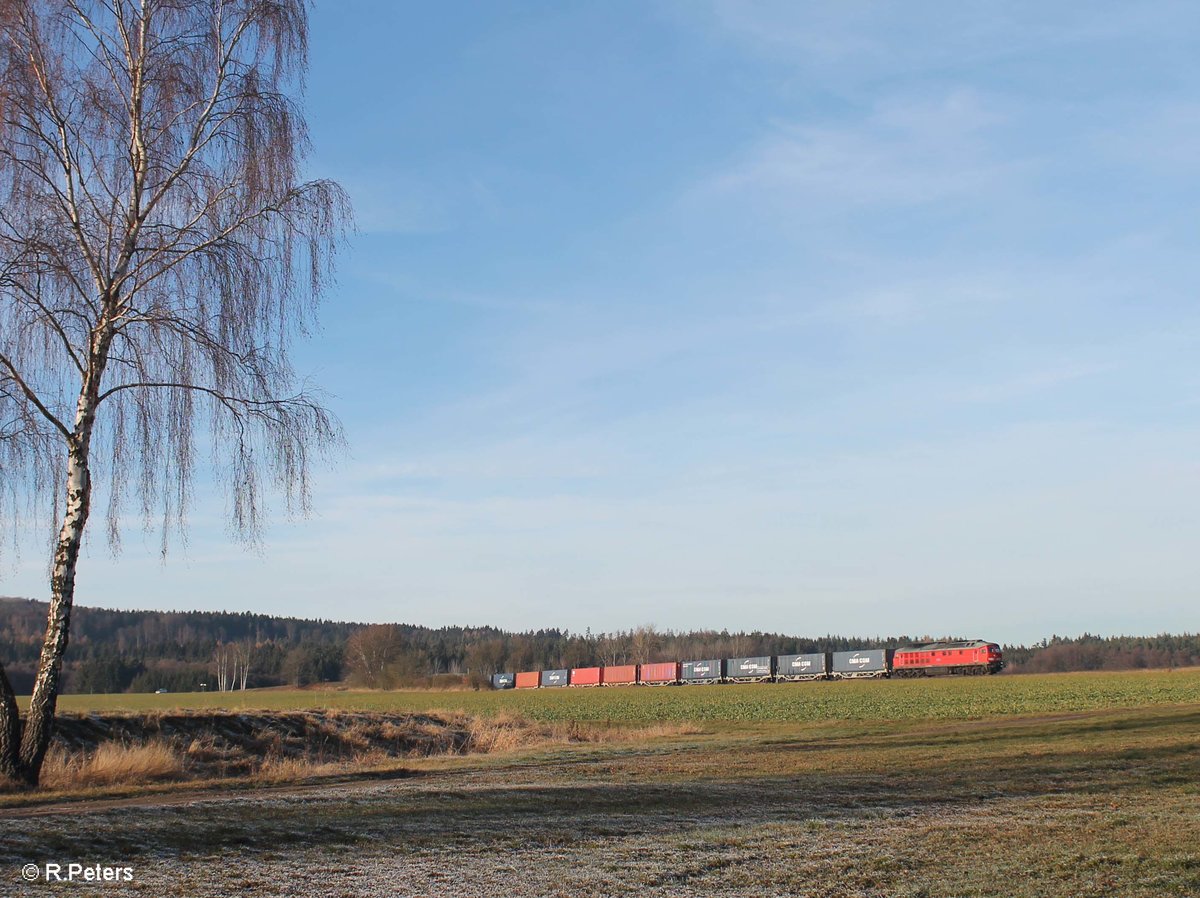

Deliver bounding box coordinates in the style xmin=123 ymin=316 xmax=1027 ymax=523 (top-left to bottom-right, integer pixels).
xmin=1 ymin=596 xmax=1196 ymax=693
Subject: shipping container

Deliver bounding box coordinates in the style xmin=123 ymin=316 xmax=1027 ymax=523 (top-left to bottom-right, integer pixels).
xmin=830 ymin=649 xmax=892 ymax=678
xmin=601 ymin=664 xmax=638 ymax=686
xmin=540 ymin=668 xmax=570 ymax=687
xmin=725 ymin=656 xmax=773 ymax=681
xmin=639 ymin=661 xmax=681 ymax=685
xmin=775 ymin=653 xmax=828 ymax=681
xmin=570 ymin=666 xmax=602 ymax=687
xmin=491 ymin=672 xmax=515 ymax=690
xmin=681 ymin=659 xmax=723 ymax=683
xmin=514 ymin=671 xmax=540 ymax=689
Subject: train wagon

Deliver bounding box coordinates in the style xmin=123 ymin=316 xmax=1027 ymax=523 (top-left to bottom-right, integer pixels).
xmin=725 ymin=656 xmax=773 ymax=683
xmin=775 ymin=653 xmax=829 ymax=681
xmin=892 ymin=641 xmax=1004 ymax=676
xmin=601 ymin=664 xmax=638 ymax=686
xmin=830 ymin=649 xmax=892 ymax=679
xmin=491 ymin=672 xmax=515 ymax=690
xmin=540 ymin=668 xmax=569 ymax=687
xmin=639 ymin=661 xmax=681 ymax=685
xmin=681 ymin=659 xmax=723 ymax=684
xmin=570 ymin=666 xmax=602 ymax=686
xmin=514 ymin=671 xmax=539 ymax=689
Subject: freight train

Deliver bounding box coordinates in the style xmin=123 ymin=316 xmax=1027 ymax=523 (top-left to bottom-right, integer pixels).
xmin=491 ymin=640 xmax=1003 ymax=689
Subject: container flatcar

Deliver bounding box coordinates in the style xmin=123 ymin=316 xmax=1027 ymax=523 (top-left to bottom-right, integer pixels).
xmin=775 ymin=653 xmax=829 ymax=681
xmin=725 ymin=656 xmax=773 ymax=683
xmin=639 ymin=661 xmax=681 ymax=685
xmin=681 ymin=659 xmax=723 ymax=684
xmin=601 ymin=664 xmax=638 ymax=686
xmin=830 ymin=649 xmax=892 ymax=679
xmin=570 ymin=666 xmax=602 ymax=686
xmin=491 ymin=672 xmax=515 ymax=690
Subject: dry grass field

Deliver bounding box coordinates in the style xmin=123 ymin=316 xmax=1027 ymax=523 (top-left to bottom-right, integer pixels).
xmin=3 ymin=669 xmax=1198 ymax=897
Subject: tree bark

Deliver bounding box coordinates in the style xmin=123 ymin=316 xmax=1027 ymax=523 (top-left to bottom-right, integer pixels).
xmin=10 ymin=322 xmax=107 ymax=785
xmin=17 ymin=443 xmax=93 ymax=783
xmin=0 ymin=662 xmax=24 ymax=784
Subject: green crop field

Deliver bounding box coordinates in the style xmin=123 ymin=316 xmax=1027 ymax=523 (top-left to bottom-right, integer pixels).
xmin=47 ymin=667 xmax=1200 ymax=722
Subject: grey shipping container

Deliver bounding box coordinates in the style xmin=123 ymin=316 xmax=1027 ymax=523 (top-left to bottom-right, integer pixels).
xmin=830 ymin=649 xmax=892 ymax=678
xmin=681 ymin=659 xmax=723 ymax=682
xmin=492 ymin=672 xmax=515 ymax=690
xmin=540 ymin=668 xmax=570 ymax=687
xmin=775 ymin=653 xmax=828 ymax=680
xmin=725 ymin=656 xmax=773 ymax=680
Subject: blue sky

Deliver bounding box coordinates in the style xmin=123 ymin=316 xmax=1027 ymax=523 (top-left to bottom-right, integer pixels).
xmin=8 ymin=1 xmax=1200 ymax=644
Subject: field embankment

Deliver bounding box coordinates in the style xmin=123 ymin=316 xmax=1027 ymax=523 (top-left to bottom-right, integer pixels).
xmin=9 ymin=710 xmax=696 ymax=798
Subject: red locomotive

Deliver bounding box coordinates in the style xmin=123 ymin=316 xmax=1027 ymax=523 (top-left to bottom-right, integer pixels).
xmin=891 ymin=640 xmax=1004 ymax=677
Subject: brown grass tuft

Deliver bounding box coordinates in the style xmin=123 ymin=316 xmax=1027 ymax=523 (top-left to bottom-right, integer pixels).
xmin=254 ymin=756 xmax=334 ymax=782
xmin=41 ymin=740 xmax=185 ymax=788
xmin=463 ymin=712 xmax=705 ymax=754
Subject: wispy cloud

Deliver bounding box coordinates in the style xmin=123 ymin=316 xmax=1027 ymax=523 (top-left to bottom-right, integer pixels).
xmin=688 ymin=1 xmax=1198 ymax=78
xmin=697 ymin=90 xmax=1017 ymax=210
xmin=337 ymin=169 xmax=498 ymax=236
xmin=1095 ymin=100 xmax=1200 ymax=173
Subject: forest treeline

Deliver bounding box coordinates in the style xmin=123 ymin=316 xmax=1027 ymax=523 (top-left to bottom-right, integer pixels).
xmin=1 ymin=597 xmax=1196 ymax=693
xmin=1000 ymin=633 xmax=1200 ymax=673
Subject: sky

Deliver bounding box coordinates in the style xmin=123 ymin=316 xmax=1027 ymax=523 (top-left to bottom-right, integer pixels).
xmin=5 ymin=1 xmax=1200 ymax=644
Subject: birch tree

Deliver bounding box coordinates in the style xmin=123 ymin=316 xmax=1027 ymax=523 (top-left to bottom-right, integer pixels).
xmin=234 ymin=639 xmax=252 ymax=690
xmin=213 ymin=642 xmax=235 ymax=692
xmin=0 ymin=0 xmax=348 ymax=786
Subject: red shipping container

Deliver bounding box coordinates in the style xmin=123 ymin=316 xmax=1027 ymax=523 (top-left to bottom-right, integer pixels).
xmin=602 ymin=664 xmax=637 ymax=686
xmin=514 ymin=671 xmax=540 ymax=689
xmin=639 ymin=661 xmax=680 ymax=684
xmin=570 ymin=666 xmax=601 ymax=686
